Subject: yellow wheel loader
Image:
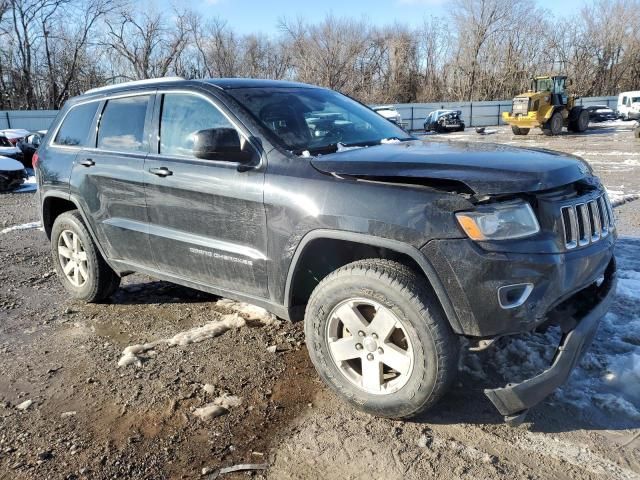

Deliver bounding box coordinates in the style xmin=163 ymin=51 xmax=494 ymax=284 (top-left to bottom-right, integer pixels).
xmin=502 ymin=75 xmax=590 ymax=136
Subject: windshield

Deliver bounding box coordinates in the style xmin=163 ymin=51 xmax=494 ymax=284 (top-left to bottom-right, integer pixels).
xmin=227 ymin=87 xmax=413 ymax=155
xmin=0 ymin=136 xmax=11 ymax=147
xmin=532 ymin=78 xmax=553 ymax=92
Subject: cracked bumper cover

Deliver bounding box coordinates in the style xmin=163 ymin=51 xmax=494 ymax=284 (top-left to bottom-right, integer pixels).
xmin=484 ymin=259 xmax=617 ymax=417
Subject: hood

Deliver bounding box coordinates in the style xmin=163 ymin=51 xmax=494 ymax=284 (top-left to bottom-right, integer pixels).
xmin=0 ymin=155 xmax=26 ymax=172
xmin=310 ymin=140 xmax=592 ymax=196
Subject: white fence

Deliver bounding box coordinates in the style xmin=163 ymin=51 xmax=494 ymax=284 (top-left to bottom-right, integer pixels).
xmin=390 ymin=96 xmax=618 ymax=131
xmin=0 ymin=96 xmax=618 ymax=133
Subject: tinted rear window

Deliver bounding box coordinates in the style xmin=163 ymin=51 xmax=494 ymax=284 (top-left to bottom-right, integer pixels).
xmin=98 ymin=95 xmax=150 ymax=152
xmin=54 ymin=102 xmax=99 ymax=146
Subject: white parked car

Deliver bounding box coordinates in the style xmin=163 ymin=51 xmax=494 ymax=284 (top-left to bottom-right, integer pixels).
xmin=372 ymin=105 xmax=402 ymax=124
xmin=0 ymin=134 xmax=25 ymax=165
xmin=0 ymin=155 xmax=28 ymax=191
xmin=616 ymin=91 xmax=640 ymax=120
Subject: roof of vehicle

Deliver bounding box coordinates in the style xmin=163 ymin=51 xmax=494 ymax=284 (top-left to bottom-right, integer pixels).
xmin=372 ymin=105 xmax=397 ymax=111
xmin=203 ymin=78 xmax=318 ymax=90
xmin=82 ymin=77 xmax=319 ymax=97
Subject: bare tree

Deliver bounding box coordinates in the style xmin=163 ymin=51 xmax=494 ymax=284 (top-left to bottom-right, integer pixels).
xmin=104 ymin=9 xmax=189 ymax=80
xmin=1 ymin=0 xmax=640 ymax=109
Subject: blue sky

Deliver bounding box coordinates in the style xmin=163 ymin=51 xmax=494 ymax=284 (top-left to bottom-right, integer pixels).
xmin=158 ymin=0 xmax=584 ymax=34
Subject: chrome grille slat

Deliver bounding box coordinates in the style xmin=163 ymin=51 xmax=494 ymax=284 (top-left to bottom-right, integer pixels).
xmin=589 ymin=200 xmax=600 ymax=241
xmin=598 ymin=197 xmax=609 ymax=236
xmin=560 ymin=193 xmax=614 ymax=250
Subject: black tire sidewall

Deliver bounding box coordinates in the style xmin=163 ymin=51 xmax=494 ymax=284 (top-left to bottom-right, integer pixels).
xmin=51 ymin=212 xmax=101 ymax=300
xmin=305 ymin=271 xmax=443 ymax=418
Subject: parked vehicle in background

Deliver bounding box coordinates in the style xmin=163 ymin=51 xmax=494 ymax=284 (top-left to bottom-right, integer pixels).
xmin=0 ymin=128 xmax=31 ymax=146
xmin=36 ymin=77 xmax=617 ymax=424
xmin=585 ymin=105 xmax=617 ymax=122
xmin=616 ymin=91 xmax=640 ymax=120
xmin=0 ymin=156 xmax=27 ymax=192
xmin=0 ymin=135 xmax=25 ymax=166
xmin=18 ymin=130 xmax=47 ymax=167
xmin=424 ymin=110 xmax=465 ymax=133
xmin=372 ymin=105 xmax=402 ymax=124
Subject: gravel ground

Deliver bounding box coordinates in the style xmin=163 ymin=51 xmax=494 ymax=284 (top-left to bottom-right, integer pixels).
xmin=0 ymin=122 xmax=639 ymax=479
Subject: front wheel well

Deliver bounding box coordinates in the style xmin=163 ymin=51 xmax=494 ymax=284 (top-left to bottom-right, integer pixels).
xmin=287 ymin=238 xmax=430 ymax=318
xmin=42 ymin=196 xmax=77 ymax=239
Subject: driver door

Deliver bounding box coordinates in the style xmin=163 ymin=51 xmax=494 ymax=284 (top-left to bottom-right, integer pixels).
xmin=144 ymin=91 xmax=269 ymax=298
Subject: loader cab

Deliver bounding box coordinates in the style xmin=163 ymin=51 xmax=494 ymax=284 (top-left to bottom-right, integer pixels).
xmin=531 ymin=76 xmax=568 ymax=106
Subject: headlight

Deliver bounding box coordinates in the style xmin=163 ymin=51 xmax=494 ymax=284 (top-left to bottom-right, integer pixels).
xmin=456 ymin=201 xmax=540 ymax=241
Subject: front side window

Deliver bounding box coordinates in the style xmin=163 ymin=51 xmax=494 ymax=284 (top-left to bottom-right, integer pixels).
xmin=159 ymin=93 xmax=235 ymax=157
xmin=227 ymin=87 xmax=412 ymax=155
xmin=54 ymin=102 xmax=99 ymax=146
xmin=98 ymin=95 xmax=150 ymax=152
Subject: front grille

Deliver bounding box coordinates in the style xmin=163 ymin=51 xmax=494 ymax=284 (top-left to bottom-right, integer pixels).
xmin=560 ymin=193 xmax=614 ymax=249
xmin=512 ymin=97 xmax=529 ymax=115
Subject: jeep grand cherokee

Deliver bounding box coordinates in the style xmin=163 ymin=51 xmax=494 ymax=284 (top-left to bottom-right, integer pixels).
xmin=35 ymin=78 xmax=617 ymax=423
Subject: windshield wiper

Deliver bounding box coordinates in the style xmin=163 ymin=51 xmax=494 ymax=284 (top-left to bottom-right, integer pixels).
xmin=296 ymin=137 xmax=415 ymax=156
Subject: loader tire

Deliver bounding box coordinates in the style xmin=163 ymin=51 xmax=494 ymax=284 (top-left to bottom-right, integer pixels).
xmin=542 ymin=112 xmax=563 ymax=136
xmin=511 ymin=126 xmax=530 ymax=135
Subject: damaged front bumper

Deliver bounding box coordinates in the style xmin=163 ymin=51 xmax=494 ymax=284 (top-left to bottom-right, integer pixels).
xmin=484 ymin=258 xmax=617 ymax=423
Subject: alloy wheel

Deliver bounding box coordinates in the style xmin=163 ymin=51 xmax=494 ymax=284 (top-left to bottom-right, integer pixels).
xmin=57 ymin=229 xmax=89 ymax=287
xmin=326 ymin=298 xmax=414 ymax=395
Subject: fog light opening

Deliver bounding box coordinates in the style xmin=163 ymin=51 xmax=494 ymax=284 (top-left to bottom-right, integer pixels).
xmin=498 ymin=283 xmax=533 ymax=309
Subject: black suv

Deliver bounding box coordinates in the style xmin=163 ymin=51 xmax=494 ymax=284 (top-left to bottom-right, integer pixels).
xmin=35 ymin=78 xmax=617 ymax=422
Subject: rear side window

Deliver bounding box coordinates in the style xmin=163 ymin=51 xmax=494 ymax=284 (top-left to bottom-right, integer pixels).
xmin=98 ymin=95 xmax=150 ymax=152
xmin=54 ymin=102 xmax=99 ymax=146
xmin=159 ymin=93 xmax=235 ymax=157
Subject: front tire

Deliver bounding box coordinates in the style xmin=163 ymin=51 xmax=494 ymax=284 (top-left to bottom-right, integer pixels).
xmin=51 ymin=210 xmax=120 ymax=302
xmin=304 ymin=259 xmax=459 ymax=419
xmin=542 ymin=111 xmax=563 ymax=135
xmin=511 ymin=126 xmax=530 ymax=135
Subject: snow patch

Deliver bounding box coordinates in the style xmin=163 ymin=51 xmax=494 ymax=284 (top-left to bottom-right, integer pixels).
xmin=606 ymin=188 xmax=640 ymax=208
xmin=1 ymin=221 xmax=42 ymax=234
xmin=118 ymin=301 xmax=275 ymax=367
xmin=462 ymin=238 xmax=640 ymax=424
xmin=13 ymin=175 xmax=37 ymax=193
xmin=16 ymin=400 xmax=33 ymax=410
xmin=166 ymin=314 xmax=245 ymax=346
xmin=193 ymin=394 xmax=242 ymax=421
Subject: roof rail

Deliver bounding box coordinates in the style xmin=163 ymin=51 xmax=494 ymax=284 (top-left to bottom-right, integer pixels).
xmin=84 ymin=77 xmax=185 ymax=95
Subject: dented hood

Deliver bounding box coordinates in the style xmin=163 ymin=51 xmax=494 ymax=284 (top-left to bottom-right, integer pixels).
xmin=310 ymin=140 xmax=592 ymax=196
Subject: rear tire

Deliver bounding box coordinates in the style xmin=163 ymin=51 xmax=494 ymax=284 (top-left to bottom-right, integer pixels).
xmin=542 ymin=112 xmax=563 ymax=135
xmin=458 ymin=123 xmax=465 ymax=132
xmin=304 ymin=259 xmax=459 ymax=419
xmin=568 ymin=108 xmax=589 ymax=133
xmin=511 ymin=126 xmax=530 ymax=135
xmin=51 ymin=210 xmax=120 ymax=302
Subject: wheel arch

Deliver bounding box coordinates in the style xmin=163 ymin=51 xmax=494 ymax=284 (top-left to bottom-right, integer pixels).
xmin=42 ymin=192 xmax=118 ymax=274
xmin=283 ymin=229 xmax=463 ymax=333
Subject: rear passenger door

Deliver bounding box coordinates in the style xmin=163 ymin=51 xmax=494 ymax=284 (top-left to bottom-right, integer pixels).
xmin=71 ymin=93 xmax=155 ymax=267
xmin=144 ymin=91 xmax=268 ymax=298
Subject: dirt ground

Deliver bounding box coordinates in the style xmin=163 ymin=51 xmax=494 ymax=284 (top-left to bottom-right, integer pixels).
xmin=1 ymin=123 xmax=639 ymax=480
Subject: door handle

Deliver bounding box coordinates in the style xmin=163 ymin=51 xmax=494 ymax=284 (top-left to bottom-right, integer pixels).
xmin=149 ymin=167 xmax=173 ymax=177
xmin=79 ymin=159 xmax=95 ymax=167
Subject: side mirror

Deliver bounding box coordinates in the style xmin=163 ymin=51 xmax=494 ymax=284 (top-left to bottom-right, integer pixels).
xmin=192 ymin=128 xmax=254 ymax=163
